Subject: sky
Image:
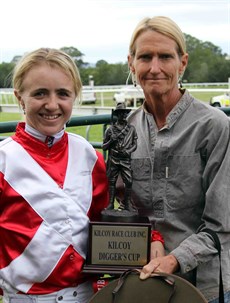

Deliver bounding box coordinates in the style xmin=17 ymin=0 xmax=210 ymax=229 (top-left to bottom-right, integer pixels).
xmin=0 ymin=0 xmax=229 ymax=64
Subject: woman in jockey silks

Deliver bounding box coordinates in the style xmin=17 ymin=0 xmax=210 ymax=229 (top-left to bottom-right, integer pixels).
xmin=0 ymin=48 xmax=109 ymax=303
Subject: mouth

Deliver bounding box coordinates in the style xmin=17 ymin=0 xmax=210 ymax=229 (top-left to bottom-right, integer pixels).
xmin=146 ymin=78 xmax=165 ymax=81
xmin=40 ymin=114 xmax=61 ymax=120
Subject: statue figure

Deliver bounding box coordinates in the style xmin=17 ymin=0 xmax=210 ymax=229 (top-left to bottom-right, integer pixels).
xmin=102 ymin=102 xmax=138 ymax=213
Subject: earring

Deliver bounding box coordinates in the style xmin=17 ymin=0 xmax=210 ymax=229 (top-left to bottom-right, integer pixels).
xmin=131 ymin=72 xmax=137 ymax=87
xmin=178 ymin=74 xmax=183 ymax=89
xmin=126 ymin=70 xmax=131 ymax=85
xmin=126 ymin=70 xmax=137 ymax=87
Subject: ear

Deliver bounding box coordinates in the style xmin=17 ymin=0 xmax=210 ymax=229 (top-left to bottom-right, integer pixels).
xmin=14 ymin=90 xmax=24 ymax=109
xmin=179 ymin=53 xmax=189 ymax=75
xmin=128 ymin=54 xmax=135 ymax=73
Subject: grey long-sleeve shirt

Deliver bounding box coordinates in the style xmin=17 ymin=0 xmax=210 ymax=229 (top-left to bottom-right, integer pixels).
xmin=128 ymin=90 xmax=230 ymax=301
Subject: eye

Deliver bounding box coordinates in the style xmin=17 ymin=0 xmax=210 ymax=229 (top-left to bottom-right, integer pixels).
xmin=32 ymin=89 xmax=47 ymax=98
xmin=159 ymin=53 xmax=173 ymax=60
xmin=138 ymin=54 xmax=152 ymax=61
xmin=57 ymin=89 xmax=71 ymax=98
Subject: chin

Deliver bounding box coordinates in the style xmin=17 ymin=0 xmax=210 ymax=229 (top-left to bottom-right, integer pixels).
xmin=41 ymin=127 xmax=60 ymax=136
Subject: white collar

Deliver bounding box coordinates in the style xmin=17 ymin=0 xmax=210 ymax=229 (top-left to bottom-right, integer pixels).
xmin=25 ymin=123 xmax=65 ymax=144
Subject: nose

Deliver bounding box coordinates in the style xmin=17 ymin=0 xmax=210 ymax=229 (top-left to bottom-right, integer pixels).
xmin=149 ymin=57 xmax=161 ymax=73
xmin=44 ymin=94 xmax=59 ymax=110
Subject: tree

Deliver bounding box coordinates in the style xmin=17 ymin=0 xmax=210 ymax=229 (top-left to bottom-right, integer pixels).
xmin=0 ymin=38 xmax=229 ymax=88
xmin=108 ymin=63 xmax=129 ymax=85
xmin=94 ymin=60 xmax=110 ymax=85
xmin=184 ymin=34 xmax=229 ymax=83
xmin=79 ymin=66 xmax=96 ymax=85
xmin=0 ymin=62 xmax=15 ymax=88
xmin=60 ymin=46 xmax=86 ymax=68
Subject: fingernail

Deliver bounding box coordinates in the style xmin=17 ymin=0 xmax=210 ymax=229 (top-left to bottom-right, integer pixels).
xmin=140 ymin=272 xmax=149 ymax=280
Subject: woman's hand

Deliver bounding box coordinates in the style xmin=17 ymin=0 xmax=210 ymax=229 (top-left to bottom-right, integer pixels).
xmin=140 ymin=254 xmax=179 ymax=280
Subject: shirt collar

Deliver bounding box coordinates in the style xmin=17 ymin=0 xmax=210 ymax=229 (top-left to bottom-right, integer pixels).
xmin=142 ymin=89 xmax=192 ymax=129
xmin=25 ymin=124 xmax=65 ymax=144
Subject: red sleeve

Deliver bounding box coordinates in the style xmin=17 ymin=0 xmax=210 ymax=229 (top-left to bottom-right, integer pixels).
xmin=151 ymin=230 xmax=164 ymax=245
xmin=88 ymin=151 xmax=109 ymax=221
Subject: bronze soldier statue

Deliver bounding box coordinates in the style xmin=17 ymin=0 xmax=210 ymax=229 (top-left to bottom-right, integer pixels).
xmin=102 ymin=102 xmax=138 ymax=212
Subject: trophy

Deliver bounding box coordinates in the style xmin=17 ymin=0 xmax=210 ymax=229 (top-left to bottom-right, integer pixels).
xmin=83 ymin=103 xmax=151 ymax=275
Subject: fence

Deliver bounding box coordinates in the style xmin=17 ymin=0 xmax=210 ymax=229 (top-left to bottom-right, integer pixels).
xmin=1 ymin=108 xmax=230 ymax=147
xmin=1 ymin=83 xmax=230 ymax=150
xmin=0 ymin=114 xmax=112 ymax=158
xmin=1 ymin=83 xmax=230 ymax=108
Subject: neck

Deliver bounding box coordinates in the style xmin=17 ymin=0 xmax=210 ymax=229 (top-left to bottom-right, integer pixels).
xmin=144 ymin=89 xmax=182 ymax=129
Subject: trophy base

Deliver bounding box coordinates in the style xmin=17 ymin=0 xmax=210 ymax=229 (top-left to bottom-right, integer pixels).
xmin=83 ymin=217 xmax=151 ymax=275
xmin=101 ymin=208 xmax=139 ymax=223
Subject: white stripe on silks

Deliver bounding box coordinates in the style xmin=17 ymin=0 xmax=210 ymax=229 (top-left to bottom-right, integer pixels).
xmin=64 ymin=134 xmax=97 ymax=244
xmin=64 ymin=133 xmax=97 ymax=214
xmin=0 ymin=134 xmax=97 ymax=292
xmin=0 ymin=221 xmax=69 ymax=293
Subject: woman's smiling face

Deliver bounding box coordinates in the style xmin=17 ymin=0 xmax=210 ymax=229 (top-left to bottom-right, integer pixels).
xmin=15 ymin=63 xmax=76 ymax=136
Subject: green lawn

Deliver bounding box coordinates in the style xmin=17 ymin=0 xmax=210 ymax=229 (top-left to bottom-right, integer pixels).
xmin=0 ymin=112 xmax=23 ymax=122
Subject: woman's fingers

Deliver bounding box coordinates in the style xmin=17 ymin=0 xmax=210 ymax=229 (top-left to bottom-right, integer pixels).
xmin=139 ymin=262 xmax=160 ymax=280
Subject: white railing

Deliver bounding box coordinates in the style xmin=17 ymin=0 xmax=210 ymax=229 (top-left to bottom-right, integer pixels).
xmin=1 ymin=83 xmax=230 ymax=109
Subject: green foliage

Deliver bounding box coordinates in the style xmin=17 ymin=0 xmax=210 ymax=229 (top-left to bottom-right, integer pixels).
xmin=184 ymin=34 xmax=229 ymax=82
xmin=60 ymin=46 xmax=86 ymax=68
xmin=0 ymin=36 xmax=229 ymax=88
xmin=79 ymin=61 xmax=129 ymax=86
xmin=0 ymin=62 xmax=15 ymax=87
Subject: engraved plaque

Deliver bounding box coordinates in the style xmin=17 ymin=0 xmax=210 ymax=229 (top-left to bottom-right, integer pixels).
xmin=83 ymin=219 xmax=151 ymax=275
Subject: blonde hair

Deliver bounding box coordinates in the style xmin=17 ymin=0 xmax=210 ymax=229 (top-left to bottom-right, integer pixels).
xmin=13 ymin=48 xmax=82 ymax=98
xmin=129 ymin=16 xmax=186 ymax=57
